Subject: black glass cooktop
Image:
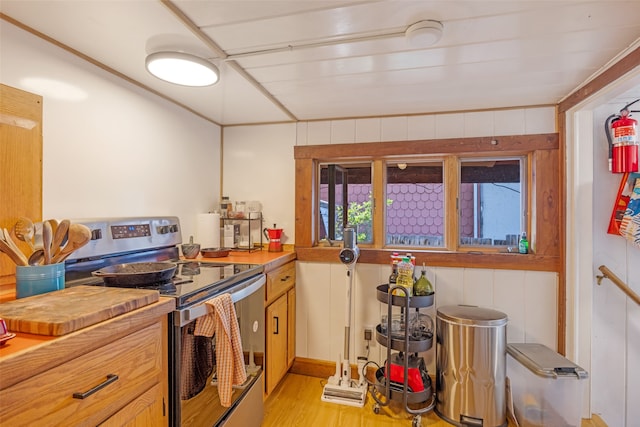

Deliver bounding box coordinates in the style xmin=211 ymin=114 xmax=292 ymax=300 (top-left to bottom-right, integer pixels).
xmin=69 ymin=260 xmax=263 ymax=309
xmin=168 ymin=261 xmax=263 ymax=307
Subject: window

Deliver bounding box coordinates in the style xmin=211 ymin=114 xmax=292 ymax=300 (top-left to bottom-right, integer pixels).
xmin=459 ymin=157 xmax=526 ymax=248
xmin=295 ymin=133 xmax=560 ymax=270
xmin=319 ymin=162 xmax=373 ymax=244
xmin=318 ymin=156 xmax=527 ymax=251
xmin=386 ymin=161 xmax=445 ymax=247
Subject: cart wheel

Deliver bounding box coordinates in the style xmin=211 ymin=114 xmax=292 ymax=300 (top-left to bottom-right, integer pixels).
xmin=412 ymin=415 xmax=422 ymax=427
xmin=373 ymin=404 xmax=380 ymax=414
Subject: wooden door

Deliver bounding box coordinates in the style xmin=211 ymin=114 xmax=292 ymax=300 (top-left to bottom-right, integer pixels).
xmin=0 ymin=84 xmax=43 ymax=299
xmin=266 ymin=293 xmax=288 ymax=394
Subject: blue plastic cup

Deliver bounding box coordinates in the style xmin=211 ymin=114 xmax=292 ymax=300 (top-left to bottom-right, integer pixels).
xmin=16 ymin=263 xmax=65 ymax=298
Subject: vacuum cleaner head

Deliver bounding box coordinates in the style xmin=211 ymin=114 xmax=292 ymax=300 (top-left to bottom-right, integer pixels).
xmin=321 ymin=382 xmax=367 ymax=407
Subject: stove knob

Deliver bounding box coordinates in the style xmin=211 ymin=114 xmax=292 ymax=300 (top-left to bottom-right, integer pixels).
xmin=169 ymin=224 xmax=178 ymax=233
xmin=91 ymin=229 xmax=102 ymax=240
xmin=157 ymin=225 xmax=169 ymax=234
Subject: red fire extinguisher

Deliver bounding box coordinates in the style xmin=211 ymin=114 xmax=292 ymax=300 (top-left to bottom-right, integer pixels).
xmin=605 ymin=99 xmax=639 ymax=173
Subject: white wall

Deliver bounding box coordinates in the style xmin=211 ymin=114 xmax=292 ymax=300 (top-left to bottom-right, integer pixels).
xmin=590 ymin=103 xmax=640 ymax=427
xmin=223 ymin=107 xmax=560 ymax=376
xmin=1 ymin=22 xmax=221 ymax=240
xmin=222 ymin=124 xmax=296 ymax=244
xmin=565 ymin=67 xmax=640 ymax=427
xmin=297 ymin=262 xmax=558 ymax=375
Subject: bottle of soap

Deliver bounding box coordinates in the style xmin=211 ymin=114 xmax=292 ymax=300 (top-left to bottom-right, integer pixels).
xmin=518 ymin=232 xmax=529 ymax=254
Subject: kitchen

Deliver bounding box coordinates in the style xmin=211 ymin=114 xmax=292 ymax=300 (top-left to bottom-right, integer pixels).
xmin=1 ymin=1 xmax=639 ymax=427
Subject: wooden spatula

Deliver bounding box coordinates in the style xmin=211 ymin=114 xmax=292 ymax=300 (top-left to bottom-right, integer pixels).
xmin=51 ymin=224 xmax=91 ymax=264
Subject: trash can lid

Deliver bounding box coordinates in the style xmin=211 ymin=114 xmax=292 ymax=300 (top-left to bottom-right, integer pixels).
xmin=507 ymin=343 xmax=588 ymax=379
xmin=437 ymin=305 xmax=508 ymax=327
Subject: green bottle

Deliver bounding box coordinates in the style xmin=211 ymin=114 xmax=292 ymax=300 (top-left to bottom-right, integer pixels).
xmin=414 ymin=263 xmax=433 ymax=296
xmin=518 ymin=232 xmax=529 ymax=254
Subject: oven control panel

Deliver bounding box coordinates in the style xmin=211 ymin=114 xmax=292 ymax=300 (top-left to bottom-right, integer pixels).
xmin=64 ymin=216 xmax=182 ymax=261
xmin=111 ymin=224 xmax=151 ymax=239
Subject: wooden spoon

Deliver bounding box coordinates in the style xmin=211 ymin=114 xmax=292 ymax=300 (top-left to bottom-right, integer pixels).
xmin=51 ymin=224 xmax=91 ymax=264
xmin=51 ymin=219 xmax=70 ymax=259
xmin=28 ymin=248 xmax=44 ymax=266
xmin=0 ymin=228 xmax=29 ymax=266
xmin=48 ymin=219 xmax=59 ymax=240
xmin=0 ymin=230 xmax=28 ymax=266
xmin=42 ymin=221 xmax=52 ymax=265
xmin=14 ymin=217 xmax=36 ymax=253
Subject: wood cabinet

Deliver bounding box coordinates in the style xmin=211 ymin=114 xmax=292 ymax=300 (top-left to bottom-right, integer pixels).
xmin=0 ymin=298 xmax=174 ymax=426
xmin=266 ymin=293 xmax=288 ymax=394
xmin=265 ymin=260 xmax=296 ymax=395
xmin=0 ymin=84 xmax=43 ymax=300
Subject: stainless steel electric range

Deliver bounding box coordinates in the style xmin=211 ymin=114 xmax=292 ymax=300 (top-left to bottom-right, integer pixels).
xmin=63 ymin=216 xmax=266 ymax=427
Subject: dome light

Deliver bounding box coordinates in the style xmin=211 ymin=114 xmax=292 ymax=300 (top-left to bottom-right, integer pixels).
xmin=145 ymin=52 xmax=219 ymax=87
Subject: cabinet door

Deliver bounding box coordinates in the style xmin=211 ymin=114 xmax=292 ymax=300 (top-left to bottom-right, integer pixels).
xmin=266 ymin=293 xmax=288 ymax=394
xmin=287 ymin=287 xmax=296 ymax=368
xmin=0 ymin=84 xmax=42 ymax=295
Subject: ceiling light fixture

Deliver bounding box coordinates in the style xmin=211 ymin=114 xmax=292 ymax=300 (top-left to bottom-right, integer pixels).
xmin=405 ymin=20 xmax=444 ymax=47
xmin=145 ymin=52 xmax=219 ymax=87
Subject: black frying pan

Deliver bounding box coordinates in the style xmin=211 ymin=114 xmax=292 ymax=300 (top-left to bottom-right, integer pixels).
xmin=92 ymin=262 xmax=177 ymax=286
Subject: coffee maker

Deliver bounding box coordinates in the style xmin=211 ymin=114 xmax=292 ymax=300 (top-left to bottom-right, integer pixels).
xmin=263 ymin=224 xmax=283 ymax=252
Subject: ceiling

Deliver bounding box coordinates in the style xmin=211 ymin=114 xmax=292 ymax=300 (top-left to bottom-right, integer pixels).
xmin=2 ymin=1 xmax=640 ymax=126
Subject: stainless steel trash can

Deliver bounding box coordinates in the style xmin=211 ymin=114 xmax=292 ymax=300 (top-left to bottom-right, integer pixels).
xmin=435 ymin=305 xmax=508 ymax=427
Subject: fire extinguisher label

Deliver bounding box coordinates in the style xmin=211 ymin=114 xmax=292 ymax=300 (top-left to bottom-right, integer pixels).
xmin=614 ymin=126 xmax=636 ymax=144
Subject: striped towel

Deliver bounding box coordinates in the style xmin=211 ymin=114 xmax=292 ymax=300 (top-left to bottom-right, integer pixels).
xmin=194 ymin=293 xmax=247 ymax=407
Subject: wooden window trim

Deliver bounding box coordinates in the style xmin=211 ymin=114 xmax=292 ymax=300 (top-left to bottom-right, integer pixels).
xmin=294 ymin=133 xmax=560 ymax=272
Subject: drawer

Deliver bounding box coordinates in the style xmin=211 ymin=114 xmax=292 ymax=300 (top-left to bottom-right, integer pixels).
xmin=266 ymin=261 xmax=295 ymax=304
xmin=0 ymin=322 xmax=163 ymax=427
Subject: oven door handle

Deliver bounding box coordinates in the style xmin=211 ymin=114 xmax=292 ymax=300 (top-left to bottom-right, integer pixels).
xmin=178 ymin=274 xmax=266 ymax=327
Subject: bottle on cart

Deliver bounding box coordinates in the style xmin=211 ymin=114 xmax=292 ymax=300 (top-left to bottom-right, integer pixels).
xmin=414 ymin=263 xmax=433 ymax=296
xmin=389 ymin=260 xmax=398 ymax=285
xmin=394 ymin=256 xmax=414 ymax=296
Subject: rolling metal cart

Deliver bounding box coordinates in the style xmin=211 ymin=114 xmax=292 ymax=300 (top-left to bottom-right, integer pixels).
xmin=369 ymin=284 xmax=436 ymax=427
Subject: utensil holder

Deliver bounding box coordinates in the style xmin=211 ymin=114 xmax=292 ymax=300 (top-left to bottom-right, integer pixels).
xmin=16 ymin=263 xmax=65 ymax=298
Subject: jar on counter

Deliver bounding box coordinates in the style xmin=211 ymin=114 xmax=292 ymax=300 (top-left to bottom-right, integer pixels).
xmin=220 ymin=196 xmax=233 ymax=218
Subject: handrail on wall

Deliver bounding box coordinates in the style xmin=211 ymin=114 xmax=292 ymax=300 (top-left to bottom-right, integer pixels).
xmin=596 ymin=265 xmax=640 ymax=305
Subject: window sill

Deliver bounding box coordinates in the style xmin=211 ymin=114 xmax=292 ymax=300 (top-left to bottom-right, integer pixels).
xmin=295 ymin=246 xmax=560 ymax=272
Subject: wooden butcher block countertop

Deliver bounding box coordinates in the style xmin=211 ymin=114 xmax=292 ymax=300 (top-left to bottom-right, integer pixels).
xmin=0 ymin=285 xmax=160 ymax=336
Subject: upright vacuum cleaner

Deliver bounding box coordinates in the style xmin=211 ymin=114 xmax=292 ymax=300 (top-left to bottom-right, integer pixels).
xmin=321 ymin=226 xmax=368 ymax=407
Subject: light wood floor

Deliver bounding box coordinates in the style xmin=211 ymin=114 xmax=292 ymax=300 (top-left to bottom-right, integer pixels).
xmin=263 ymin=373 xmax=598 ymax=427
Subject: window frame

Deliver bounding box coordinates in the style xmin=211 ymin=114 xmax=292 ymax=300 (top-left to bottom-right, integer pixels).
xmin=294 ymin=133 xmax=560 ymax=272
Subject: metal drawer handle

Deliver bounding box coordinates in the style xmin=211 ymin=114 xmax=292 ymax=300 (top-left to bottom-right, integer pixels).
xmin=72 ymin=374 xmax=119 ymax=399
xmin=273 ymin=316 xmax=279 ymax=334
xmin=280 ymin=275 xmax=290 ymax=282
